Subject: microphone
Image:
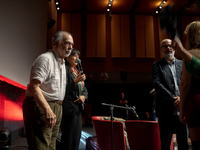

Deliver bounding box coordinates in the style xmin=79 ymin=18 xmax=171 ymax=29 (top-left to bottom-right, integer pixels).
xmin=77 ymin=59 xmax=84 ymax=74
xmin=125 ymin=104 xmax=139 ymax=119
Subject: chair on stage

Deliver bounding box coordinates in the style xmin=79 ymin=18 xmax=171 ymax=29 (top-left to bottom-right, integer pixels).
xmin=91 ymin=116 xmax=126 ymax=150
xmin=125 ymin=120 xmax=174 ymax=150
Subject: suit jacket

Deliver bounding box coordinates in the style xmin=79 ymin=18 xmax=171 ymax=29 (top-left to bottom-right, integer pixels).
xmin=152 ymin=57 xmax=182 ymax=118
xmin=62 ymin=66 xmax=88 ymax=117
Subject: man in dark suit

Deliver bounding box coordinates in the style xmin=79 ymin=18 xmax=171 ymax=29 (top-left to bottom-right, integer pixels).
xmin=152 ymin=39 xmax=189 ymax=150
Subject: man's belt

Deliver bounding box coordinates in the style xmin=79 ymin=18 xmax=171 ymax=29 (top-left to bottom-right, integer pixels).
xmin=48 ymin=100 xmax=62 ymax=105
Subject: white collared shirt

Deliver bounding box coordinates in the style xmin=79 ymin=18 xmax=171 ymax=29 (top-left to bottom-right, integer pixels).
xmin=26 ymin=49 xmax=66 ymax=101
xmin=167 ymin=59 xmax=180 ymax=97
xmin=166 ymin=58 xmax=180 ymax=115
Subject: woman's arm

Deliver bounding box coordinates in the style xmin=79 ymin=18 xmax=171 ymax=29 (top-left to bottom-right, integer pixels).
xmin=179 ymin=61 xmax=191 ymax=123
xmin=173 ymin=36 xmax=193 ymax=63
xmin=173 ymin=36 xmax=200 ymax=76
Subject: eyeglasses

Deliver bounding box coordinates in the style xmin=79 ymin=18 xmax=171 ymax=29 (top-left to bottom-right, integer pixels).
xmin=64 ymin=41 xmax=74 ymax=46
xmin=161 ymin=45 xmax=172 ymax=49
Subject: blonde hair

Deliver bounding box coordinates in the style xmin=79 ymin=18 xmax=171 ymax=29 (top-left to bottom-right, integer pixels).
xmin=184 ymin=21 xmax=200 ymax=50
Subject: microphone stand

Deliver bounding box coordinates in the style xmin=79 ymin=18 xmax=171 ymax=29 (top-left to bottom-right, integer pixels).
xmin=101 ymin=103 xmax=138 ymax=150
xmin=125 ymin=104 xmax=139 ymax=119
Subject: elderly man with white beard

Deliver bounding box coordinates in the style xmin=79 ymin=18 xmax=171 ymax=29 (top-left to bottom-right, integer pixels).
xmin=152 ymin=39 xmax=189 ymax=150
xmin=23 ymin=31 xmax=81 ymax=150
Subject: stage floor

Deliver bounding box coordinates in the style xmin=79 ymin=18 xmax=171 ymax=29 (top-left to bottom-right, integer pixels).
xmin=10 ymin=126 xmax=193 ymax=150
xmin=10 ymin=125 xmax=95 ymax=150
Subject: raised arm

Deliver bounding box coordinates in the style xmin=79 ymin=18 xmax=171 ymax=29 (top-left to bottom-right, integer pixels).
xmin=179 ymin=62 xmax=191 ymax=124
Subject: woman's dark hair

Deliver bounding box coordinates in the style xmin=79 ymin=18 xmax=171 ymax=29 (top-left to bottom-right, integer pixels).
xmin=65 ymin=48 xmax=80 ymax=73
xmin=70 ymin=48 xmax=80 ymax=56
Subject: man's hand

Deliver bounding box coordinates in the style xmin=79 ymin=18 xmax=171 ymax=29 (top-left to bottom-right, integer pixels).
xmin=29 ymin=79 xmax=57 ymax=129
xmin=45 ymin=108 xmax=56 ymax=128
xmin=173 ymin=96 xmax=180 ymax=108
xmin=74 ymin=95 xmax=86 ymax=104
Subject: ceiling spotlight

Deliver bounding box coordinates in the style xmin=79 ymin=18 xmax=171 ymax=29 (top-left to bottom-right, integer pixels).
xmin=57 ymin=7 xmax=60 ymax=10
xmin=56 ymin=2 xmax=59 ymax=5
xmin=107 ymin=0 xmax=113 ymax=12
xmin=155 ymin=0 xmax=167 ymax=14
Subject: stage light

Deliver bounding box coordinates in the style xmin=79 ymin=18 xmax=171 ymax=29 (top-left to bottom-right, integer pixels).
xmin=155 ymin=0 xmax=167 ymax=14
xmin=0 ymin=127 xmax=11 ymax=150
xmin=107 ymin=0 xmax=113 ymax=12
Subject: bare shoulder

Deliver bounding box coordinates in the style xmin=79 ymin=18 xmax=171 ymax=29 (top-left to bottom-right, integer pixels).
xmin=189 ymin=49 xmax=200 ymax=59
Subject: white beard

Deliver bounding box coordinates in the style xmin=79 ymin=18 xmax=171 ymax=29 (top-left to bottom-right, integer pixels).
xmin=58 ymin=47 xmax=71 ymax=58
xmin=162 ymin=51 xmax=175 ymax=60
xmin=65 ymin=51 xmax=71 ymax=57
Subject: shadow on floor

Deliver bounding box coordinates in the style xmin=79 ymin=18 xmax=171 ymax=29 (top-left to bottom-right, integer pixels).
xmin=10 ymin=125 xmax=95 ymax=150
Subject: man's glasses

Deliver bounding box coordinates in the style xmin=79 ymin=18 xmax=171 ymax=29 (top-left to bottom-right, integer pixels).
xmin=161 ymin=45 xmax=172 ymax=49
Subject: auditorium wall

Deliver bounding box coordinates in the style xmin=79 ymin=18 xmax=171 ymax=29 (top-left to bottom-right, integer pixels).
xmin=0 ymin=0 xmax=48 ymax=86
xmin=56 ymin=12 xmax=199 ymax=76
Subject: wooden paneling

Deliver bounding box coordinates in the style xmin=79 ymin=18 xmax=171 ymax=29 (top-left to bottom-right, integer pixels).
xmin=135 ymin=15 xmax=145 ymax=58
xmin=145 ymin=16 xmax=155 ymax=58
xmin=111 ymin=15 xmax=121 ymax=57
xmin=135 ymin=15 xmax=155 ymax=58
xmin=71 ymin=14 xmax=81 ymax=52
xmin=61 ymin=13 xmax=82 ymax=52
xmin=86 ymin=14 xmax=96 ymax=57
xmin=121 ymin=15 xmax=131 ymax=57
xmin=86 ymin=14 xmax=106 ymax=57
xmin=61 ymin=13 xmax=71 ymax=32
xmin=111 ymin=15 xmax=131 ymax=58
xmin=96 ymin=14 xmax=106 ymax=57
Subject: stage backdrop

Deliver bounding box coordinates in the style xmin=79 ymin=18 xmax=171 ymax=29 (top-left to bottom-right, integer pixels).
xmin=0 ymin=0 xmax=48 ymax=86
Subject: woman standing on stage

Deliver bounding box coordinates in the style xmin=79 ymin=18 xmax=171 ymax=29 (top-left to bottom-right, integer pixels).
xmin=174 ymin=21 xmax=200 ymax=150
xmin=60 ymin=48 xmax=88 ymax=150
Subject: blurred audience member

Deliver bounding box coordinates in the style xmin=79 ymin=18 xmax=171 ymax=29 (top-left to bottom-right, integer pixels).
xmin=120 ymin=66 xmax=127 ymax=81
xmin=86 ymin=70 xmax=93 ymax=82
xmin=119 ymin=92 xmax=129 ymax=120
xmin=101 ymin=70 xmax=109 ymax=81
